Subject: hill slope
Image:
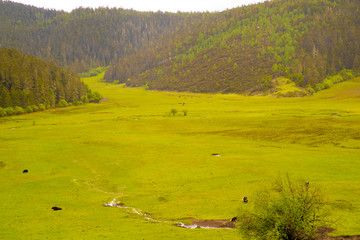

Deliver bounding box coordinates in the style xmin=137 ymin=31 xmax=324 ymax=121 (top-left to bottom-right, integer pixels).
xmin=0 ymin=1 xmax=200 ymax=73
xmin=1 ymin=0 xmax=359 ymax=94
xmin=106 ymin=0 xmax=360 ymax=94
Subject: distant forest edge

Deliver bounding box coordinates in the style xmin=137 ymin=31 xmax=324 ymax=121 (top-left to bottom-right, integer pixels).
xmin=0 ymin=0 xmax=360 ymax=95
xmin=0 ymin=47 xmax=102 ymax=117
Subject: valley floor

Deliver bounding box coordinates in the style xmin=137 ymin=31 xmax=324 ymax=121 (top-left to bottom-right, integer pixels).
xmin=1 ymin=74 xmax=360 ymax=239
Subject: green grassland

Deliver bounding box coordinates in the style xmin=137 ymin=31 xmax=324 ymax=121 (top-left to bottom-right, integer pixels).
xmin=1 ymin=73 xmax=360 ymax=239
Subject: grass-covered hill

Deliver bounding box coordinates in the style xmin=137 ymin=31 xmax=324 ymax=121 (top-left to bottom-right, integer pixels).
xmin=112 ymin=0 xmax=360 ymax=94
xmin=0 ymin=47 xmax=101 ymax=116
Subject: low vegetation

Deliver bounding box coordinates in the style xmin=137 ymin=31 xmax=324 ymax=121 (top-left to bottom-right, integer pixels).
xmin=0 ymin=73 xmax=359 ymax=239
xmin=237 ymin=176 xmax=328 ymax=240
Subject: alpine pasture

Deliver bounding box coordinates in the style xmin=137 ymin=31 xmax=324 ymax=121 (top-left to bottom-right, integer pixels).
xmin=1 ymin=72 xmax=359 ymax=239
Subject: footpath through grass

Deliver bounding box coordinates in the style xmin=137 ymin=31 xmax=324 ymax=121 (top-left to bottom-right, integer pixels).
xmin=1 ymin=73 xmax=360 ymax=239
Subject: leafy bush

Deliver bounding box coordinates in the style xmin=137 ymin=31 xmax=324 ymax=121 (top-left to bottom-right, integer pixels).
xmin=315 ymin=83 xmax=324 ymax=92
xmin=31 ymin=105 xmax=39 ymax=112
xmin=81 ymin=96 xmax=89 ymax=104
xmin=58 ymin=99 xmax=69 ymax=107
xmin=0 ymin=107 xmax=5 ymax=117
xmin=323 ymin=79 xmax=333 ymax=89
xmin=25 ymin=106 xmax=33 ymax=113
xmin=38 ymin=104 xmax=46 ymax=111
xmin=237 ymin=176 xmax=327 ymax=240
xmin=170 ymin=109 xmax=178 ymax=116
xmin=74 ymin=100 xmax=83 ymax=106
xmin=14 ymin=106 xmax=24 ymax=115
xmin=87 ymin=90 xmax=103 ymax=103
xmin=5 ymin=107 xmax=15 ymax=116
xmin=307 ymin=87 xmax=315 ymax=94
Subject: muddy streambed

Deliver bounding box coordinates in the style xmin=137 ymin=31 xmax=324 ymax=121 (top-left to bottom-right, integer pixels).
xmin=103 ymin=198 xmax=360 ymax=239
xmin=103 ymin=198 xmax=235 ymax=229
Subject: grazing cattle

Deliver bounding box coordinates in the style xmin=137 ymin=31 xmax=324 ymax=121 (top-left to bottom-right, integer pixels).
xmin=230 ymin=217 xmax=238 ymax=222
xmin=23 ymin=169 xmax=28 ymax=173
xmin=52 ymin=207 xmax=62 ymax=211
xmin=242 ymin=197 xmax=248 ymax=203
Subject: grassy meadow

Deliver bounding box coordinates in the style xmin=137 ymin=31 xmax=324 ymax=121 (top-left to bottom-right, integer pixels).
xmin=1 ymin=72 xmax=360 ymax=239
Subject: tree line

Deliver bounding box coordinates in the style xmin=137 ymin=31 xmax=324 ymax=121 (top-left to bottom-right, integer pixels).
xmin=0 ymin=47 xmax=102 ymax=117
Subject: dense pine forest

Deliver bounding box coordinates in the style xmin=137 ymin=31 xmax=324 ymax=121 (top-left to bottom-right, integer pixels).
xmin=0 ymin=0 xmax=360 ymax=94
xmin=0 ymin=47 xmax=101 ymax=116
xmin=0 ymin=0 xmax=201 ymax=73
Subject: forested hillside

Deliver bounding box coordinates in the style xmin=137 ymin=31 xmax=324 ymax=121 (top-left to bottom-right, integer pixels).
xmin=107 ymin=0 xmax=360 ymax=93
xmin=1 ymin=0 xmax=359 ymax=94
xmin=0 ymin=0 xmax=201 ymax=73
xmin=0 ymin=47 xmax=100 ymax=115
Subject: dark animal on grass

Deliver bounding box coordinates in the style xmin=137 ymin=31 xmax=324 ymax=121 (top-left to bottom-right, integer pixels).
xmin=23 ymin=169 xmax=28 ymax=173
xmin=52 ymin=207 xmax=62 ymax=211
xmin=231 ymin=217 xmax=238 ymax=222
xmin=242 ymin=197 xmax=248 ymax=203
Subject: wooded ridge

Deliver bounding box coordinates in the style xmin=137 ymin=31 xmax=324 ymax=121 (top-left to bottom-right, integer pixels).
xmin=1 ymin=0 xmax=359 ymax=94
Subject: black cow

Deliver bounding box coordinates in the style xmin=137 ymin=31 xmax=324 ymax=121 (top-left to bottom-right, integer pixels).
xmin=23 ymin=169 xmax=28 ymax=173
xmin=242 ymin=197 xmax=248 ymax=203
xmin=230 ymin=217 xmax=238 ymax=222
xmin=52 ymin=207 xmax=62 ymax=211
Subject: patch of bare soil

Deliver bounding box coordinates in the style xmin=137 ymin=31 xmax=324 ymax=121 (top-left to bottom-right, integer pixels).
xmin=317 ymin=227 xmax=360 ymax=240
xmin=100 ymin=97 xmax=109 ymax=103
xmin=176 ymin=218 xmax=235 ymax=229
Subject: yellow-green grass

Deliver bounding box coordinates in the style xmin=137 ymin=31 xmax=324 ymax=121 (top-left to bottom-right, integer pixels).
xmin=1 ymin=73 xmax=359 ymax=239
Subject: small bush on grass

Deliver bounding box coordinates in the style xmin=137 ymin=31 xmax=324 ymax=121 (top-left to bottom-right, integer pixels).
xmin=170 ymin=109 xmax=178 ymax=116
xmin=58 ymin=99 xmax=69 ymax=107
xmin=31 ymin=105 xmax=39 ymax=112
xmin=74 ymin=100 xmax=83 ymax=106
xmin=25 ymin=106 xmax=33 ymax=113
xmin=38 ymin=104 xmax=46 ymax=111
xmin=0 ymin=107 xmax=5 ymax=117
xmin=14 ymin=106 xmax=25 ymax=115
xmin=5 ymin=107 xmax=15 ymax=116
xmin=237 ymin=175 xmax=328 ymax=240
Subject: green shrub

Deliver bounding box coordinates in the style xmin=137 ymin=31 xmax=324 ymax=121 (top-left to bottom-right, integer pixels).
xmin=14 ymin=106 xmax=25 ymax=115
xmin=307 ymin=87 xmax=315 ymax=94
xmin=0 ymin=107 xmax=5 ymax=117
xmin=74 ymin=101 xmax=83 ymax=106
xmin=81 ymin=95 xmax=89 ymax=103
xmin=323 ymin=79 xmax=333 ymax=89
xmin=25 ymin=106 xmax=33 ymax=113
xmin=315 ymin=83 xmax=324 ymax=92
xmin=237 ymin=176 xmax=327 ymax=240
xmin=5 ymin=107 xmax=15 ymax=116
xmin=31 ymin=105 xmax=39 ymax=112
xmin=170 ymin=109 xmax=178 ymax=116
xmin=87 ymin=91 xmax=103 ymax=103
xmin=38 ymin=104 xmax=46 ymax=111
xmin=58 ymin=99 xmax=69 ymax=107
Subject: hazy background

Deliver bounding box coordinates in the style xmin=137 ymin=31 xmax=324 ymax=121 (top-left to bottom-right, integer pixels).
xmin=11 ymin=0 xmax=266 ymax=12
